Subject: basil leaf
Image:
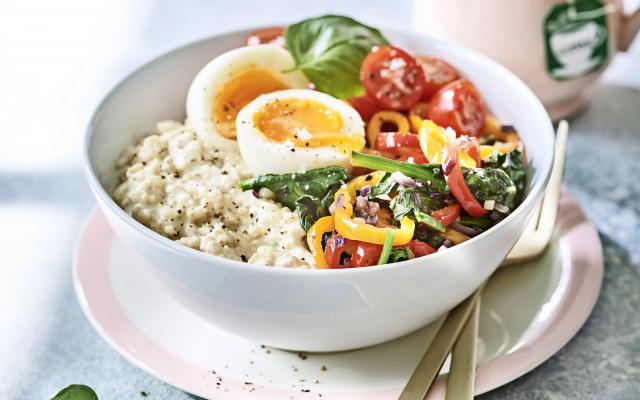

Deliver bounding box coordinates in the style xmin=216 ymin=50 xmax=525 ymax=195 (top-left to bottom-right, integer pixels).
xmin=285 ymin=15 xmax=388 ymax=98
xmin=51 ymin=384 xmax=98 ymax=400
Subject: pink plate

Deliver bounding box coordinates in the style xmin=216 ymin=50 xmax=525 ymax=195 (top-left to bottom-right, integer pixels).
xmin=73 ymin=189 xmax=603 ymax=399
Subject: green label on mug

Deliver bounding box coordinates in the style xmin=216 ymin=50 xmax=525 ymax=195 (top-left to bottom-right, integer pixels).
xmin=544 ymin=0 xmax=609 ymax=80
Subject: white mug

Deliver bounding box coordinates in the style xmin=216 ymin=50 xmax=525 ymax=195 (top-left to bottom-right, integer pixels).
xmin=412 ymin=0 xmax=640 ymax=120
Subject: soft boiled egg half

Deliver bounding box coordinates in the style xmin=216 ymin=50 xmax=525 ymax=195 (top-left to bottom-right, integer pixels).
xmin=186 ymin=44 xmax=309 ymax=151
xmin=236 ymin=89 xmax=366 ymax=175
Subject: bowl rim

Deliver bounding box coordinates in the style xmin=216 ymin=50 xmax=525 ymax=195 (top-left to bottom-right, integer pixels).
xmin=82 ymin=26 xmax=555 ymax=276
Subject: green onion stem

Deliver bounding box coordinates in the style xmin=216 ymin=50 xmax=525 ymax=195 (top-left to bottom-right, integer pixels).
xmin=351 ymin=151 xmax=439 ymax=181
xmin=377 ymin=231 xmax=395 ymax=265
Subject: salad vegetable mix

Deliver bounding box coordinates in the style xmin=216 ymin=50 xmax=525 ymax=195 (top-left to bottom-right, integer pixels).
xmin=241 ymin=15 xmax=527 ymax=269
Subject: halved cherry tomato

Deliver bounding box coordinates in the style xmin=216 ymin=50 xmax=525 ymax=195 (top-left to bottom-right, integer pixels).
xmin=405 ymin=240 xmax=436 ymax=257
xmin=427 ymin=79 xmax=486 ymax=137
xmin=416 ymin=56 xmax=459 ymax=101
xmin=395 ymin=148 xmax=428 ymax=164
xmin=245 ymin=27 xmax=285 ymax=46
xmin=324 ymin=234 xmax=356 ymax=268
xmin=360 ymin=45 xmax=425 ymax=110
xmin=324 ymin=235 xmax=384 ymax=268
xmin=351 ymin=148 xmax=396 ymax=176
xmin=431 ymin=204 xmax=461 ymax=226
xmin=443 ymin=137 xmax=486 ymax=218
xmin=347 ymin=95 xmax=380 ymax=121
xmin=351 ymin=242 xmax=383 ymax=267
xmin=374 ymin=132 xmax=427 ymax=163
xmin=375 ymin=132 xmax=421 ymax=152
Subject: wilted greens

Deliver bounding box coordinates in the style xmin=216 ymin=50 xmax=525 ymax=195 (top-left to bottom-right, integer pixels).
xmin=240 ymin=166 xmax=348 ymax=231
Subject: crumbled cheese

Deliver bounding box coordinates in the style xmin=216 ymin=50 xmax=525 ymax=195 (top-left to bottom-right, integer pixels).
xmin=483 ymin=199 xmax=495 ymax=210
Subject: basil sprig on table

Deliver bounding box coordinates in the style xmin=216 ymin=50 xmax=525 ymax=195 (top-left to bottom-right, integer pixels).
xmin=51 ymin=384 xmax=98 ymax=400
xmin=285 ymin=15 xmax=388 ymax=98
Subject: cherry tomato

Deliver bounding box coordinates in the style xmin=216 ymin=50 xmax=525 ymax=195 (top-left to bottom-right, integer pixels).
xmin=245 ymin=27 xmax=285 ymax=46
xmin=375 ymin=132 xmax=421 ymax=152
xmin=351 ymin=148 xmax=395 ymax=176
xmin=351 ymin=242 xmax=383 ymax=267
xmin=347 ymin=95 xmax=380 ymax=121
xmin=443 ymin=137 xmax=486 ymax=217
xmin=324 ymin=234 xmax=356 ymax=268
xmin=427 ymin=79 xmax=486 ymax=137
xmin=395 ymin=148 xmax=428 ymax=164
xmin=360 ymin=45 xmax=426 ymax=110
xmin=416 ymin=56 xmax=459 ymax=100
xmin=405 ymin=240 xmax=435 ymax=257
xmin=432 ymin=204 xmax=461 ymax=226
xmin=374 ymin=132 xmax=427 ymax=163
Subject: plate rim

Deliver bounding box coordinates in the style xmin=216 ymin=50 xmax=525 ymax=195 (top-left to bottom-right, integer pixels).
xmin=73 ymin=190 xmax=603 ymax=399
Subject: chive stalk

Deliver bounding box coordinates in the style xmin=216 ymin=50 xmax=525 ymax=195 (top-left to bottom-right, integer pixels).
xmin=377 ymin=231 xmax=395 ymax=265
xmin=351 ymin=151 xmax=440 ymax=181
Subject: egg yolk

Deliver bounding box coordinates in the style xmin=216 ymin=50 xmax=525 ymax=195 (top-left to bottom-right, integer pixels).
xmin=213 ymin=69 xmax=289 ymax=139
xmin=253 ymin=98 xmax=365 ymax=152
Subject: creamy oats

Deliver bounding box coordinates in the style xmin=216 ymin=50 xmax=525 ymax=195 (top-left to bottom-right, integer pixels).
xmin=112 ymin=120 xmax=313 ymax=268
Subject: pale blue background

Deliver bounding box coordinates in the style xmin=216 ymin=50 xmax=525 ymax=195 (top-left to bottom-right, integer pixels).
xmin=1 ymin=1 xmax=639 ymax=399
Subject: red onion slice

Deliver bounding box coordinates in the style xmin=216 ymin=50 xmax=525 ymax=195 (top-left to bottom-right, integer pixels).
xmin=391 ymin=171 xmax=417 ymax=187
xmin=450 ymin=222 xmax=482 ymax=237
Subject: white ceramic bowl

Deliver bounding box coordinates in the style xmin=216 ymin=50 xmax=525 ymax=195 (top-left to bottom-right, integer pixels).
xmin=83 ymin=28 xmax=554 ymax=352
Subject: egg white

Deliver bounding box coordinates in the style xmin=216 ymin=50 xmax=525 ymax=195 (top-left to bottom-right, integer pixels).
xmin=236 ymin=89 xmax=365 ymax=175
xmin=186 ymin=45 xmax=309 ymax=152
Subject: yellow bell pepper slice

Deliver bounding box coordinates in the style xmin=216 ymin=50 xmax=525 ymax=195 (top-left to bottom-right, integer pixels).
xmin=408 ymin=102 xmax=430 ymax=133
xmin=366 ymin=111 xmax=410 ymax=147
xmin=484 ymin=114 xmax=502 ymax=136
xmin=480 ymin=142 xmax=518 ymax=159
xmin=333 ymin=171 xmax=415 ymax=246
xmin=306 ymin=216 xmax=335 ymax=269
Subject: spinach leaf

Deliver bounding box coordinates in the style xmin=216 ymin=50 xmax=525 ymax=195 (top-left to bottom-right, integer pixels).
xmin=390 ymin=186 xmax=446 ymax=232
xmin=458 ymin=215 xmax=494 ymax=230
xmin=51 ymin=384 xmax=98 ymax=400
xmin=241 ymin=166 xmax=347 ymax=231
xmin=295 ymin=185 xmax=339 ymax=231
xmin=389 ymin=248 xmax=414 ymax=263
xmin=295 ymin=196 xmax=327 ymax=231
xmin=483 ymin=149 xmax=526 ymax=204
xmin=240 ymin=166 xmax=348 ymax=210
xmin=370 ymin=172 xmax=397 ymax=200
xmin=285 ymin=15 xmax=388 ymax=98
xmin=465 ymin=168 xmax=517 ymax=210
xmin=413 ymin=226 xmax=446 ymax=249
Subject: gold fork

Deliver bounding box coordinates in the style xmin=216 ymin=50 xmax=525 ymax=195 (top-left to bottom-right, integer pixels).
xmin=399 ymin=120 xmax=569 ymax=400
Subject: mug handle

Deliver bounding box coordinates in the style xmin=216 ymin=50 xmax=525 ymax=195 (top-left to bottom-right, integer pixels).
xmin=619 ymin=7 xmax=640 ymax=51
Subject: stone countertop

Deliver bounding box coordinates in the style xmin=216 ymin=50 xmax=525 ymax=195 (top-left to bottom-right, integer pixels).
xmin=1 ymin=1 xmax=638 ymax=399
